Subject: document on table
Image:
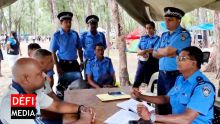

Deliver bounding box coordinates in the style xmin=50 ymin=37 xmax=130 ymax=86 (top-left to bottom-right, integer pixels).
xmin=116 ymin=99 xmax=155 ymax=113
xmin=96 ymin=93 xmax=131 ymax=102
xmin=104 ymin=109 xmax=140 ymax=124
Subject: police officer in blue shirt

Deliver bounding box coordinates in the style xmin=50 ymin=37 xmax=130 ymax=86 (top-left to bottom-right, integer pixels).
xmin=133 ymin=46 xmax=215 ymax=124
xmin=152 ymin=7 xmax=191 ymax=115
xmin=50 ymin=12 xmax=83 ymax=99
xmin=80 ymin=15 xmax=107 ymax=79
xmin=80 ymin=15 xmax=107 ymax=60
xmin=86 ymin=43 xmax=115 ymax=88
xmin=133 ymin=21 xmax=159 ymax=88
xmin=50 ymin=12 xmax=83 ymax=75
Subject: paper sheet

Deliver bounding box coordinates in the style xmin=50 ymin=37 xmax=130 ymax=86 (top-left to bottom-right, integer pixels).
xmin=117 ymin=99 xmax=155 ymax=113
xmin=96 ymin=93 xmax=131 ymax=102
xmin=104 ymin=109 xmax=140 ymax=124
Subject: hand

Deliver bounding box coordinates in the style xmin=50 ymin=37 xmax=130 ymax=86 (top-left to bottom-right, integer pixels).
xmin=103 ymin=85 xmax=114 ymax=88
xmin=132 ymin=88 xmax=141 ymax=99
xmin=56 ymin=65 xmax=64 ymax=77
xmin=80 ymin=106 xmax=96 ymax=123
xmin=137 ymin=104 xmax=150 ymax=120
xmin=137 ymin=50 xmax=146 ymax=56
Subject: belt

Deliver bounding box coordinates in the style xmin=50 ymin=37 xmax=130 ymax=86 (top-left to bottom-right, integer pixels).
xmin=159 ymin=70 xmax=179 ymax=75
xmin=59 ymin=59 xmax=76 ymax=64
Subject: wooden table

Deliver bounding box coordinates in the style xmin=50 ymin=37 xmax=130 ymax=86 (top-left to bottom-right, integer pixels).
xmin=63 ymin=87 xmax=132 ymax=124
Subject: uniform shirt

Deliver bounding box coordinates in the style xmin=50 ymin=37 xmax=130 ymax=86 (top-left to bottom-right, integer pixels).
xmin=86 ymin=57 xmax=115 ymax=85
xmin=138 ymin=34 xmax=159 ymax=50
xmin=80 ymin=31 xmax=107 ymax=60
xmin=50 ymin=28 xmax=81 ymax=60
xmin=167 ymin=70 xmax=215 ymax=124
xmin=0 ymin=83 xmax=53 ymax=124
xmin=154 ymin=26 xmax=191 ymax=71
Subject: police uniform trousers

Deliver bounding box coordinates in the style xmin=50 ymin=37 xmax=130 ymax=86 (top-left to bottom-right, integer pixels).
xmin=56 ymin=59 xmax=82 ymax=100
xmin=59 ymin=59 xmax=81 ymax=72
xmin=133 ymin=54 xmax=159 ymax=88
xmin=157 ymin=70 xmax=180 ymax=115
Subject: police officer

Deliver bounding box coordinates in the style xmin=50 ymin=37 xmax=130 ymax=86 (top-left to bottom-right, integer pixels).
xmin=152 ymin=7 xmax=191 ymax=114
xmin=50 ymin=11 xmax=83 ymax=75
xmin=50 ymin=12 xmax=84 ymax=98
xmin=80 ymin=15 xmax=107 ymax=78
xmin=86 ymin=43 xmax=115 ymax=88
xmin=133 ymin=21 xmax=159 ymax=88
xmin=133 ymin=46 xmax=215 ymax=124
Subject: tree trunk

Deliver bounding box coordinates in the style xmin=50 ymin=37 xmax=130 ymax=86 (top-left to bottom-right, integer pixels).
xmin=110 ymin=0 xmax=130 ymax=86
xmin=8 ymin=6 xmax=12 ymax=31
xmin=0 ymin=9 xmax=3 ymax=33
xmin=48 ymin=0 xmax=58 ymax=31
xmin=214 ymin=11 xmax=220 ymax=79
xmin=105 ymin=0 xmax=111 ymax=57
xmin=87 ymin=0 xmax=92 ymax=15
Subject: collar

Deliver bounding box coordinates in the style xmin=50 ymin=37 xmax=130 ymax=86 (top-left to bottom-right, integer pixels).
xmin=94 ymin=56 xmax=106 ymax=63
xmin=145 ymin=34 xmax=158 ymax=39
xmin=12 ymin=80 xmax=27 ymax=94
xmin=186 ymin=70 xmax=202 ymax=85
xmin=169 ymin=25 xmax=182 ymax=35
xmin=59 ymin=28 xmax=71 ymax=35
xmin=87 ymin=31 xmax=99 ymax=37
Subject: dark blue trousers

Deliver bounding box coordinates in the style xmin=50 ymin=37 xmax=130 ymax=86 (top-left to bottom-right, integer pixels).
xmin=133 ymin=55 xmax=159 ymax=88
xmin=157 ymin=70 xmax=180 ymax=115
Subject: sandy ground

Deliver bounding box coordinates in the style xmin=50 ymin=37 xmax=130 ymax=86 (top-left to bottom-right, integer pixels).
xmin=0 ymin=41 xmax=219 ymax=101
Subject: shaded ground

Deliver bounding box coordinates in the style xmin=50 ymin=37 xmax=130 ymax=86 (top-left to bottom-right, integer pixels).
xmin=0 ymin=41 xmax=219 ymax=101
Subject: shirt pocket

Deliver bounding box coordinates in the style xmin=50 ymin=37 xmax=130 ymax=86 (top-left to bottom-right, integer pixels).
xmin=179 ymin=93 xmax=190 ymax=106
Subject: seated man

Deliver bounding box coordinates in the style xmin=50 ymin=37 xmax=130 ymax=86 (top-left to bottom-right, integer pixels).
xmin=32 ymin=49 xmax=55 ymax=91
xmin=28 ymin=43 xmax=55 ymax=88
xmin=86 ymin=43 xmax=116 ymax=88
xmin=133 ymin=46 xmax=215 ymax=124
xmin=0 ymin=58 xmax=95 ymax=124
xmin=28 ymin=43 xmax=41 ymax=57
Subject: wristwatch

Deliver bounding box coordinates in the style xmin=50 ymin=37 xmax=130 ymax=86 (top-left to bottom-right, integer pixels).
xmin=150 ymin=112 xmax=156 ymax=123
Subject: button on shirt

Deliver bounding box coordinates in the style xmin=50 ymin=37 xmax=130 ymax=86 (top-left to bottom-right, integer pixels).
xmin=80 ymin=31 xmax=107 ymax=60
xmin=50 ymin=28 xmax=81 ymax=60
xmin=0 ymin=84 xmax=53 ymax=124
xmin=86 ymin=57 xmax=114 ymax=84
xmin=138 ymin=35 xmax=159 ymax=50
xmin=154 ymin=26 xmax=191 ymax=71
xmin=167 ymin=70 xmax=215 ymax=124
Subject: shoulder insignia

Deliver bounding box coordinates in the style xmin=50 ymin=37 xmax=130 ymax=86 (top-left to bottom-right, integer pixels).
xmin=182 ymin=28 xmax=187 ymax=32
xmin=196 ymin=76 xmax=204 ymax=85
xmin=181 ymin=34 xmax=186 ymax=41
xmin=203 ymin=86 xmax=211 ymax=97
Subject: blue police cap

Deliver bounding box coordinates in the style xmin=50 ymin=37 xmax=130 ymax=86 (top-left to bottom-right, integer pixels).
xmin=85 ymin=15 xmax=99 ymax=24
xmin=57 ymin=12 xmax=73 ymax=20
xmin=164 ymin=7 xmax=185 ymax=19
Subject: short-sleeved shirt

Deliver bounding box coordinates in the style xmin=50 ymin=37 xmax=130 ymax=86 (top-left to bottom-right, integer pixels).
xmin=37 ymin=80 xmax=53 ymax=95
xmin=138 ymin=34 xmax=159 ymax=50
xmin=7 ymin=38 xmax=16 ymax=45
xmin=80 ymin=31 xmax=107 ymax=60
xmin=0 ymin=83 xmax=53 ymax=124
xmin=86 ymin=57 xmax=115 ymax=86
xmin=154 ymin=26 xmax=191 ymax=71
xmin=50 ymin=28 xmax=81 ymax=60
xmin=167 ymin=70 xmax=215 ymax=124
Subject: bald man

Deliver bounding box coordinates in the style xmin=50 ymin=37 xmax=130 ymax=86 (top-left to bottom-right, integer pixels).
xmin=0 ymin=58 xmax=95 ymax=124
